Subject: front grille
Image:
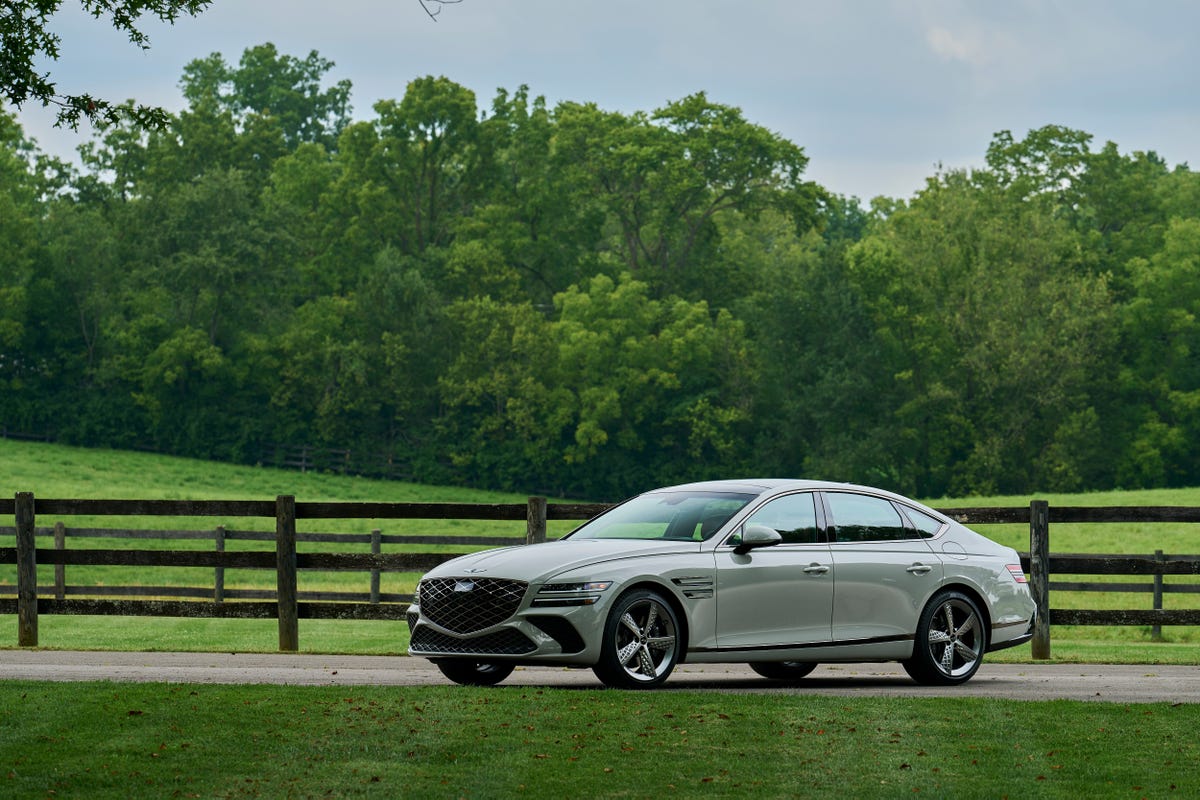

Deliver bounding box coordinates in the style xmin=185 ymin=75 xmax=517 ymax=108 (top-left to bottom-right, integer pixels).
xmin=410 ymin=625 xmax=536 ymax=655
xmin=419 ymin=577 xmax=528 ymax=633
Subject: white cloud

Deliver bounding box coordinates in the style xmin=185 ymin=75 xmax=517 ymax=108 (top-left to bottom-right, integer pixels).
xmin=925 ymin=26 xmax=987 ymax=66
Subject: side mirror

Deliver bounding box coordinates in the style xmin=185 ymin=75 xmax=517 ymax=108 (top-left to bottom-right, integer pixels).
xmin=733 ymin=524 xmax=782 ymax=555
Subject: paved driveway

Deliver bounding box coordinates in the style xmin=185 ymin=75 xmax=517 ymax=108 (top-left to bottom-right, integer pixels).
xmin=0 ymin=650 xmax=1196 ymax=703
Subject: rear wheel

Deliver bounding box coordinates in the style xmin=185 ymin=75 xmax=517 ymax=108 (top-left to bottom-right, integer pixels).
xmin=902 ymin=590 xmax=986 ymax=686
xmin=592 ymin=589 xmax=680 ymax=689
xmin=749 ymin=661 xmax=818 ymax=681
xmin=434 ymin=659 xmax=515 ymax=686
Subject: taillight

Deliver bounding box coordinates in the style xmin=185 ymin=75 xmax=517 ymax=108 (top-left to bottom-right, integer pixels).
xmin=1006 ymin=564 xmax=1028 ymax=583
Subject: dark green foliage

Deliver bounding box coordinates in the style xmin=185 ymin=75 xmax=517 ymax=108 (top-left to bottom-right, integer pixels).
xmin=2 ymin=47 xmax=1199 ymax=498
xmin=0 ymin=1 xmax=212 ymax=129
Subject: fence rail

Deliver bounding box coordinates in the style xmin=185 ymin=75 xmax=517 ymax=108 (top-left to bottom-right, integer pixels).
xmin=3 ymin=494 xmax=1200 ymax=656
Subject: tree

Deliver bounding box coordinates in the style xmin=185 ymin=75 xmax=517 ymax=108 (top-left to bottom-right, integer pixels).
xmin=551 ymin=93 xmax=816 ymax=300
xmin=462 ymin=85 xmax=584 ymax=306
xmin=1 ymin=0 xmax=212 ymax=128
xmin=1120 ymin=218 xmax=1200 ymax=487
xmin=728 ymin=208 xmax=897 ymax=489
xmin=330 ymin=76 xmax=482 ymax=262
xmin=260 ymin=141 xmax=344 ymax=297
xmin=0 ymin=111 xmax=42 ymax=344
xmin=38 ymin=199 xmax=120 ymax=374
xmin=436 ymin=294 xmax=567 ymax=490
xmin=551 ymin=273 xmax=755 ymax=494
xmin=843 ymin=168 xmax=1115 ymax=495
xmin=437 ymin=273 xmax=756 ymax=497
xmin=180 ymin=44 xmax=352 ymax=153
xmin=984 ymin=125 xmax=1093 ymax=204
xmin=0 ymin=110 xmax=46 ymax=433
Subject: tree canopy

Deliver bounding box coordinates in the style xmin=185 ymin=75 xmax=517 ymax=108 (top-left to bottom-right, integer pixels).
xmin=2 ymin=44 xmax=1198 ymax=500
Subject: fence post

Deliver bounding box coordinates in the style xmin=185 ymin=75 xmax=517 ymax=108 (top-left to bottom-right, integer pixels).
xmin=275 ymin=495 xmax=299 ymax=651
xmin=1152 ymin=549 xmax=1164 ymax=642
xmin=16 ymin=492 xmax=37 ymax=647
xmin=1029 ymin=499 xmax=1050 ymax=659
xmin=370 ymin=528 xmax=381 ymax=604
xmin=526 ymin=497 xmax=547 ymax=545
xmin=54 ymin=521 xmax=66 ymax=600
xmin=214 ymin=525 xmax=226 ymax=603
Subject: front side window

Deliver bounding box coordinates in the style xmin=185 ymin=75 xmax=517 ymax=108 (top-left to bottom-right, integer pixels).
xmin=567 ymin=491 xmax=757 ymax=541
xmin=742 ymin=493 xmax=820 ymax=544
xmin=825 ymin=492 xmax=913 ymax=542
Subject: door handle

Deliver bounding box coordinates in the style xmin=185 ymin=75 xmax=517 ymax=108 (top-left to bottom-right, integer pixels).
xmin=803 ymin=563 xmax=830 ymax=575
xmin=906 ymin=563 xmax=933 ymax=575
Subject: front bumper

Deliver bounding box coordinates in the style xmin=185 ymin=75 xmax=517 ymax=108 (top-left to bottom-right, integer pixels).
xmin=407 ymin=606 xmax=598 ymax=663
xmin=406 ymin=576 xmax=609 ymax=663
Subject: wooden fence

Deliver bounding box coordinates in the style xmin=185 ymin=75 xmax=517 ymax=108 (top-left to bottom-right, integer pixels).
xmin=0 ymin=494 xmax=605 ymax=651
xmin=948 ymin=501 xmax=1200 ymax=657
xmin=3 ymin=494 xmax=1200 ymax=657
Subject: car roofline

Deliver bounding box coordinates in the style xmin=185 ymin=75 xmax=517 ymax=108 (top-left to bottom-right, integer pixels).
xmin=648 ymin=478 xmax=874 ymax=495
xmin=644 ymin=479 xmax=949 ymax=520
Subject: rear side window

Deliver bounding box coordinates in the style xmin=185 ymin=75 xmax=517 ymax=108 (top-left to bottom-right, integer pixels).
xmin=902 ymin=506 xmax=946 ymax=537
xmin=743 ymin=493 xmax=820 ymax=544
xmin=825 ymin=492 xmax=913 ymax=542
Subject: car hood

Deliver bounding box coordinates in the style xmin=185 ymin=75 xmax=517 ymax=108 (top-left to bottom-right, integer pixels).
xmin=422 ymin=539 xmax=699 ymax=583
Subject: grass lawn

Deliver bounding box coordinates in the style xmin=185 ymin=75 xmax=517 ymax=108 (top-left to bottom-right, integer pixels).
xmin=2 ymin=681 xmax=1196 ymax=799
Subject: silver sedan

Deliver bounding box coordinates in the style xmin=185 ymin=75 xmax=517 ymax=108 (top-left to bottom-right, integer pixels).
xmin=408 ymin=479 xmax=1036 ymax=689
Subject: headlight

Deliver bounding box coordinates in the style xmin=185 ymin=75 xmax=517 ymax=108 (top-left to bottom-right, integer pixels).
xmin=532 ymin=581 xmax=613 ymax=607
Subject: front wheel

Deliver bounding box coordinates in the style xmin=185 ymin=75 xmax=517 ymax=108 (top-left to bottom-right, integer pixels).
xmin=592 ymin=589 xmax=680 ymax=689
xmin=902 ymin=590 xmax=986 ymax=686
xmin=434 ymin=659 xmax=515 ymax=686
xmin=749 ymin=661 xmax=818 ymax=681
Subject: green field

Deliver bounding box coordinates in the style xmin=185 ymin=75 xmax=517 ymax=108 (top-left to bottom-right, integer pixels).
xmin=2 ymin=681 xmax=1196 ymax=799
xmin=3 ymin=440 xmax=1199 ymax=798
xmin=3 ymin=438 xmax=1200 ymax=659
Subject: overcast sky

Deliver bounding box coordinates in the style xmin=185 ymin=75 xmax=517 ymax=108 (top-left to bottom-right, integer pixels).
xmin=13 ymin=0 xmax=1200 ymax=201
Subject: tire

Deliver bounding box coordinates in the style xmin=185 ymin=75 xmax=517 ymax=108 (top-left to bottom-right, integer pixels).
xmin=749 ymin=661 xmax=818 ymax=681
xmin=434 ymin=659 xmax=515 ymax=686
xmin=902 ymin=590 xmax=986 ymax=686
xmin=592 ymin=589 xmax=681 ymax=689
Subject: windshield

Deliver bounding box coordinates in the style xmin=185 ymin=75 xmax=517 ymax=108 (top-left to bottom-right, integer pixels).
xmin=567 ymin=490 xmax=758 ymax=541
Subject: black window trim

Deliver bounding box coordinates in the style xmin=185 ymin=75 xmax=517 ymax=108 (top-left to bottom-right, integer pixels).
xmin=716 ymin=490 xmax=830 ymax=548
xmin=818 ymin=490 xmax=927 ymax=545
xmin=894 ymin=501 xmax=949 ymax=539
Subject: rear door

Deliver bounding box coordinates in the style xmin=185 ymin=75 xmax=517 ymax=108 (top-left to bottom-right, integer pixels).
xmin=822 ymin=491 xmax=943 ymax=643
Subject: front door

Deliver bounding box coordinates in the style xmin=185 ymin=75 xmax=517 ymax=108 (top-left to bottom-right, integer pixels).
xmin=715 ymin=492 xmax=834 ymax=648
